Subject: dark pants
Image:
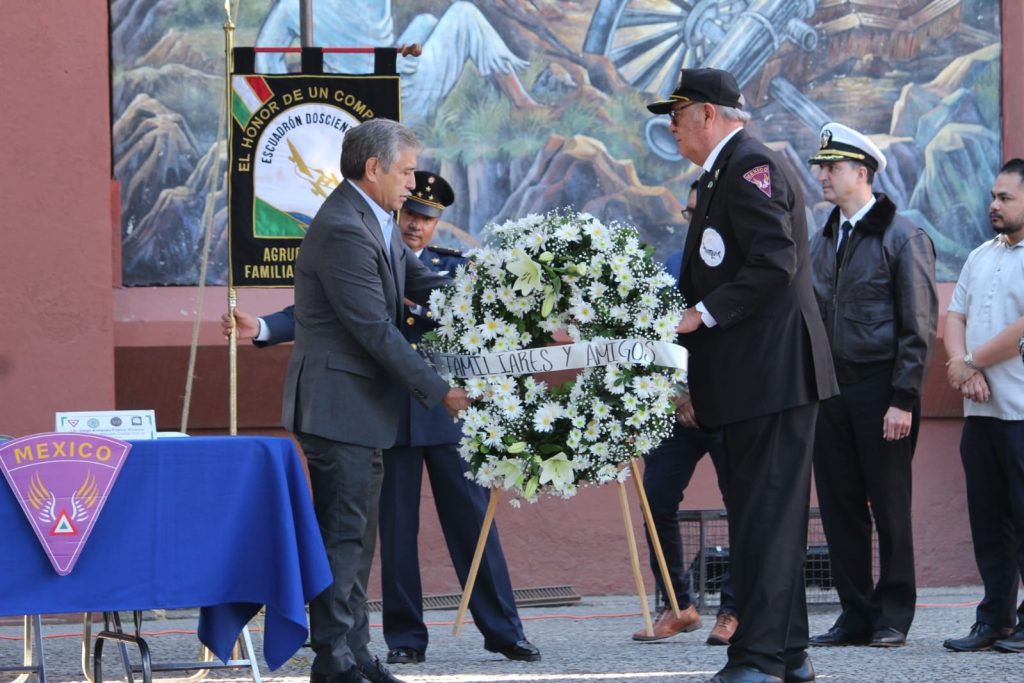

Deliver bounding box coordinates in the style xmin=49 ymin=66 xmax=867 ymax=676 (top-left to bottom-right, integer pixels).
xmin=813 ymin=370 xmax=917 ymax=636
xmin=960 ymin=416 xmax=1024 ymax=629
xmin=378 ymin=443 xmax=524 ymax=653
xmin=724 ymin=402 xmax=817 ymax=679
xmin=642 ymin=423 xmax=736 ymax=615
xmin=299 ymin=433 xmax=383 ymax=676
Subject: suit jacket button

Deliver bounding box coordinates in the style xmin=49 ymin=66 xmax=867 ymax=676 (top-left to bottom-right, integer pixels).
xmin=410 ymin=343 xmax=418 ymax=350
xmin=406 ymin=316 xmax=415 ymax=326
xmin=425 ymin=311 xmax=433 ymax=318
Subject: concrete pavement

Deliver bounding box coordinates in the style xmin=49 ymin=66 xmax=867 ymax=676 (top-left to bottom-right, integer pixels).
xmin=2 ymin=587 xmax=1020 ymax=683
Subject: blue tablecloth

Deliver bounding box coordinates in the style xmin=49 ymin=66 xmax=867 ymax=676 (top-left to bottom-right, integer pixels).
xmin=0 ymin=436 xmax=332 ymax=671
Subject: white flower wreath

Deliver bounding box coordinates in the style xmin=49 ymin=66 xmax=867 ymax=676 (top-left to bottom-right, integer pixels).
xmin=424 ymin=210 xmax=687 ymax=503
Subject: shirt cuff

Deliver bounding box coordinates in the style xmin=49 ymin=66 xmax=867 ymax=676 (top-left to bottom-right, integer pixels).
xmin=254 ymin=317 xmax=270 ymax=342
xmin=696 ymin=301 xmax=717 ymax=328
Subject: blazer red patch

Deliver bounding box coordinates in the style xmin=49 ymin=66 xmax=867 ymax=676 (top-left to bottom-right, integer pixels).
xmin=743 ymin=164 xmax=772 ymax=197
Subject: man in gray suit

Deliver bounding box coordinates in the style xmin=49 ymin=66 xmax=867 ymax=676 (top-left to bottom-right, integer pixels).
xmin=282 ymin=118 xmax=471 ymax=683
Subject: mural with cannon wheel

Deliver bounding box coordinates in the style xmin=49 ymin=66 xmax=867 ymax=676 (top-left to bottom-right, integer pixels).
xmin=110 ymin=0 xmax=1000 ymax=284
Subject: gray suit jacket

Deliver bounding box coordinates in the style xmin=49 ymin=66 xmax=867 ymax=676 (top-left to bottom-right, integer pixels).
xmin=282 ymin=180 xmax=452 ymax=447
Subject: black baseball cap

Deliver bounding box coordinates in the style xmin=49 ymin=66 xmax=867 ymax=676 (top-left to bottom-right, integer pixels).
xmin=646 ymin=68 xmax=743 ymax=114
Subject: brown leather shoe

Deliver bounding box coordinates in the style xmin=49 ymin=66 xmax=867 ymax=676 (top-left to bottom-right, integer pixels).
xmin=632 ymin=605 xmax=701 ymax=641
xmin=707 ymin=612 xmax=739 ymax=645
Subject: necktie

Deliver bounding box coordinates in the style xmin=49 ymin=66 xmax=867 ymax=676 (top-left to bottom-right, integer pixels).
xmin=835 ymin=221 xmax=853 ymax=268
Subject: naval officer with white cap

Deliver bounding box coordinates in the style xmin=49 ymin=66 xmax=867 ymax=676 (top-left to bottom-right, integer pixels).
xmin=806 ymin=122 xmax=938 ymax=649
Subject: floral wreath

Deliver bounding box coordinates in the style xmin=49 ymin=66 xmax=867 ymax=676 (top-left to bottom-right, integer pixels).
xmin=424 ymin=210 xmax=686 ymax=503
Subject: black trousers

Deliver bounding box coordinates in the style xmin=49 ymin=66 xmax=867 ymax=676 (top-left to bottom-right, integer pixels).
xmin=724 ymin=402 xmax=817 ymax=679
xmin=299 ymin=432 xmax=383 ymax=675
xmin=813 ymin=370 xmax=917 ymax=636
xmin=960 ymin=416 xmax=1024 ymax=629
xmin=378 ymin=443 xmax=524 ymax=652
xmin=642 ymin=423 xmax=736 ymax=614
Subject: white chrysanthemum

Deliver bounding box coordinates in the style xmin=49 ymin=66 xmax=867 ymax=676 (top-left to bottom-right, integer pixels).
xmin=479 ymin=316 xmax=502 ymax=340
xmin=592 ymin=400 xmax=611 ymax=421
xmin=622 ymin=394 xmax=640 ymax=411
xmin=653 ymin=314 xmax=677 ymax=337
xmin=532 ymin=402 xmax=563 ymax=432
xmin=454 ymin=297 xmax=473 ymax=318
xmin=640 ymin=292 xmax=658 ymax=309
xmin=466 ymin=377 xmax=489 ymax=398
xmin=634 ymin=310 xmax=653 ymax=328
xmin=491 ymin=376 xmax=517 ymax=397
xmin=588 ymin=281 xmax=609 ymax=300
xmin=631 ymin=375 xmax=655 ymax=398
xmin=604 ymin=365 xmax=626 ymax=394
xmin=497 ymin=395 xmax=523 ymax=419
xmin=555 ymin=221 xmax=581 ymax=241
xmin=482 ymin=424 xmax=506 ymax=448
xmin=570 ymin=299 xmax=596 ymax=323
xmin=460 ymin=329 xmax=485 ymax=353
xmin=584 ymin=420 xmax=601 ymax=441
xmin=481 ymin=289 xmax=498 ymax=305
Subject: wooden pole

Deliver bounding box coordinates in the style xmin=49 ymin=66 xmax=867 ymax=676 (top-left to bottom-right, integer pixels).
xmin=630 ymin=458 xmax=680 ymax=618
xmin=453 ymin=488 xmax=500 ymax=636
xmin=224 ymin=1 xmax=238 ymax=437
xmin=618 ymin=480 xmax=654 ymax=638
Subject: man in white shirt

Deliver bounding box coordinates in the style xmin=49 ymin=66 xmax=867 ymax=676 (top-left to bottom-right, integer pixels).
xmin=943 ymin=158 xmax=1024 ymax=654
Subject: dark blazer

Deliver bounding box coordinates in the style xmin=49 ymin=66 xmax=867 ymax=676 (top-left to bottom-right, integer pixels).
xmin=264 ymin=244 xmax=465 ymax=446
xmin=679 ymin=129 xmax=837 ymax=428
xmin=281 ymin=180 xmax=452 ymax=448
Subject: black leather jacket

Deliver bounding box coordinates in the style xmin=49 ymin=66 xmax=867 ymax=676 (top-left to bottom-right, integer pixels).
xmin=809 ymin=194 xmax=938 ymax=409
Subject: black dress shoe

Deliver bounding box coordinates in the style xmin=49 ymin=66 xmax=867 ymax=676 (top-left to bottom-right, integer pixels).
xmin=386 ymin=647 xmax=425 ymax=664
xmin=485 ymin=639 xmax=541 ymax=661
xmin=784 ymin=651 xmax=815 ymax=682
xmin=808 ymin=626 xmax=869 ymax=647
xmin=358 ymin=657 xmax=403 ymax=683
xmin=313 ymin=669 xmax=370 ymax=683
xmin=943 ymin=622 xmax=1014 ymax=652
xmin=993 ymin=626 xmax=1024 ymax=653
xmin=707 ymin=665 xmax=783 ymax=683
xmin=869 ymin=627 xmax=907 ymax=648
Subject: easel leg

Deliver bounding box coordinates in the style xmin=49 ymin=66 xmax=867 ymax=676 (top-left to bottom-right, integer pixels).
xmin=453 ymin=487 xmax=499 ymax=636
xmin=629 ymin=458 xmax=681 ymax=618
xmin=618 ymin=480 xmax=653 ymax=638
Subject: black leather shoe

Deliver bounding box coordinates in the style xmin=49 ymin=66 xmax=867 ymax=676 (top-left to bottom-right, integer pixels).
xmin=869 ymin=627 xmax=907 ymax=648
xmin=808 ymin=626 xmax=869 ymax=646
xmin=314 ymin=669 xmax=370 ymax=683
xmin=707 ymin=665 xmax=784 ymax=683
xmin=992 ymin=626 xmax=1024 ymax=653
xmin=943 ymin=622 xmax=1014 ymax=652
xmin=358 ymin=657 xmax=403 ymax=683
xmin=485 ymin=639 xmax=541 ymax=662
xmin=386 ymin=647 xmax=425 ymax=664
xmin=784 ymin=651 xmax=815 ymax=682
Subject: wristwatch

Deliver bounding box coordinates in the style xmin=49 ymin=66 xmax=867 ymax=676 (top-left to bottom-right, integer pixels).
xmin=963 ymin=352 xmax=978 ymax=369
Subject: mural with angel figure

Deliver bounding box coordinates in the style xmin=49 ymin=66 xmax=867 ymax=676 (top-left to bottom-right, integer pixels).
xmin=110 ymin=0 xmax=1001 ymax=284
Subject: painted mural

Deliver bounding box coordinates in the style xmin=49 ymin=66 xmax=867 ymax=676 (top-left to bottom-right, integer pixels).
xmin=110 ymin=0 xmax=1002 ymax=285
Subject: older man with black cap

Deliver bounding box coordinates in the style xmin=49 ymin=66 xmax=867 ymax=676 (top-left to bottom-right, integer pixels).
xmin=806 ymin=123 xmax=937 ymax=650
xmin=648 ymin=68 xmax=838 ymax=683
xmin=223 ymin=170 xmax=540 ymax=670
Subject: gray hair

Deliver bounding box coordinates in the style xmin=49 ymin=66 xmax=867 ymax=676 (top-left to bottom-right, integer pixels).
xmin=716 ymin=104 xmax=752 ymax=123
xmin=340 ymin=118 xmax=420 ymax=179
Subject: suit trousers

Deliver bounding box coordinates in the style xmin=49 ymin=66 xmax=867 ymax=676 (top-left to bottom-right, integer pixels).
xmin=299 ymin=433 xmax=383 ymax=675
xmin=724 ymin=402 xmax=817 ymax=679
xmin=642 ymin=423 xmax=736 ymax=614
xmin=813 ymin=370 xmax=917 ymax=636
xmin=960 ymin=416 xmax=1024 ymax=629
xmin=379 ymin=444 xmax=524 ymax=653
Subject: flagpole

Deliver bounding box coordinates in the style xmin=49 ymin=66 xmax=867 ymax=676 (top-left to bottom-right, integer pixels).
xmin=225 ymin=0 xmax=238 ymax=436
xmin=300 ymin=0 xmax=315 ymax=47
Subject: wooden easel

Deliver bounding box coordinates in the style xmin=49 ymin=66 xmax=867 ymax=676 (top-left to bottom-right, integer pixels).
xmin=453 ymin=458 xmax=680 ymax=639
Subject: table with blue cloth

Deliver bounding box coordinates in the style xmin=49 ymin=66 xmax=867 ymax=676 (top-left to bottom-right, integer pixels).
xmin=0 ymin=435 xmax=332 ymax=672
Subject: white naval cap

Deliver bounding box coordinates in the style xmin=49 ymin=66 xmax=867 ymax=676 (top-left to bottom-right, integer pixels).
xmin=808 ymin=121 xmax=887 ymax=174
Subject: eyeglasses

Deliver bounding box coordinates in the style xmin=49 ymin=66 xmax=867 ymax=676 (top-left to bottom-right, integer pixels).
xmin=668 ymin=102 xmax=698 ymax=124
